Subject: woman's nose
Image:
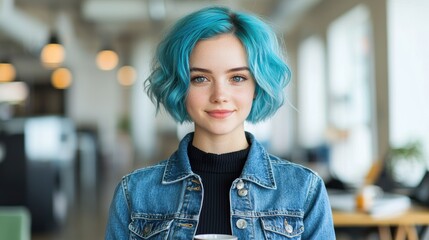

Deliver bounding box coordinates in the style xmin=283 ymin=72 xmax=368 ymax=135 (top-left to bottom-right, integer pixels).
xmin=209 ymin=81 xmax=228 ymax=103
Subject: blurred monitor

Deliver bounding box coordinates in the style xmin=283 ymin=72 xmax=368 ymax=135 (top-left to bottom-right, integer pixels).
xmin=412 ymin=171 xmax=429 ymax=206
xmin=24 ymin=116 xmax=76 ymax=162
xmin=0 ymin=131 xmax=26 ymax=206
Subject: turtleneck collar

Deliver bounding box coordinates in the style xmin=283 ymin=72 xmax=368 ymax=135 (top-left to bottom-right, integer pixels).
xmin=188 ymin=143 xmax=249 ymax=173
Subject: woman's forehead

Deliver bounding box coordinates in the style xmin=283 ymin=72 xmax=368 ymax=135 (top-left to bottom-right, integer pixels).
xmin=190 ymin=34 xmax=248 ymax=69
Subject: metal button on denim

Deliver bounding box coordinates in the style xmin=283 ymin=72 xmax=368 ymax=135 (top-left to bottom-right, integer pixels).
xmin=238 ymin=188 xmax=248 ymax=197
xmin=236 ymin=180 xmax=244 ymax=190
xmin=236 ymin=219 xmax=247 ymax=229
xmin=143 ymin=224 xmax=152 ymax=235
xmin=285 ymin=224 xmax=293 ymax=233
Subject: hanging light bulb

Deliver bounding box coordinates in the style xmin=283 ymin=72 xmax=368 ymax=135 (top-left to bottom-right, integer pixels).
xmin=117 ymin=65 xmax=137 ymax=86
xmin=41 ymin=34 xmax=65 ymax=69
xmin=0 ymin=82 xmax=29 ymax=103
xmin=96 ymin=49 xmax=119 ymax=71
xmin=0 ymin=60 xmax=16 ymax=82
xmin=51 ymin=67 xmax=72 ymax=89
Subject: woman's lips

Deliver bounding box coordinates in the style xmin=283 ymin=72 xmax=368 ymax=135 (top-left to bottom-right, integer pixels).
xmin=206 ymin=110 xmax=233 ymax=119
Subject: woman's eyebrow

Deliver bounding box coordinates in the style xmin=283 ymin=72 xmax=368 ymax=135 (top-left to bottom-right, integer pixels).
xmin=190 ymin=67 xmax=212 ymax=73
xmin=226 ymin=67 xmax=250 ymax=73
xmin=189 ymin=66 xmax=250 ymax=73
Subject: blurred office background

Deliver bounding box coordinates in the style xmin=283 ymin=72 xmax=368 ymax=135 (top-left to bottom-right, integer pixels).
xmin=1 ymin=0 xmax=428 ymax=239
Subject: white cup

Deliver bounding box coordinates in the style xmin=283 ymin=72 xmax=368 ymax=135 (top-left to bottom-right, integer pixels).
xmin=194 ymin=234 xmax=238 ymax=240
xmin=356 ymin=185 xmax=383 ymax=211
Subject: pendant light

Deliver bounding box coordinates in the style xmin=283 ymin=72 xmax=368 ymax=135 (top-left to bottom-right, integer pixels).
xmin=0 ymin=60 xmax=16 ymax=82
xmin=96 ymin=48 xmax=119 ymax=71
xmin=40 ymin=33 xmax=65 ymax=69
xmin=117 ymin=65 xmax=137 ymax=86
xmin=51 ymin=67 xmax=72 ymax=89
xmin=0 ymin=82 xmax=29 ymax=103
xmin=115 ymin=39 xmax=134 ymax=86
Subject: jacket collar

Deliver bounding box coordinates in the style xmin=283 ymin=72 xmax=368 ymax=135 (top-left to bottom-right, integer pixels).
xmin=240 ymin=132 xmax=277 ymax=189
xmin=162 ymin=133 xmax=195 ymax=184
xmin=162 ymin=132 xmax=276 ymax=189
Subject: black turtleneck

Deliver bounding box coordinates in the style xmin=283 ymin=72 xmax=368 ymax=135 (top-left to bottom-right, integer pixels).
xmin=188 ymin=143 xmax=249 ymax=235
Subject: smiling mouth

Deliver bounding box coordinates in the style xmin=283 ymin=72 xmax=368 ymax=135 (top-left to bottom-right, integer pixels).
xmin=206 ymin=110 xmax=233 ymax=119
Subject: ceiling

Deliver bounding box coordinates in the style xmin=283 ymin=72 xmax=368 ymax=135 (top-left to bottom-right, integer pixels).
xmin=0 ymin=0 xmax=321 ymax=82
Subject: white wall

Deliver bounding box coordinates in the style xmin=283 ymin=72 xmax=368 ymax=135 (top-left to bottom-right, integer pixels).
xmin=63 ymin=12 xmax=122 ymax=159
xmin=388 ymin=0 xmax=429 ymax=169
xmin=130 ymin=37 xmax=157 ymax=163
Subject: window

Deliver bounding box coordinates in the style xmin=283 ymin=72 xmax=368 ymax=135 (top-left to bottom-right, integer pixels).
xmin=327 ymin=5 xmax=375 ymax=186
xmin=388 ymin=0 xmax=429 ymax=186
xmin=297 ymin=36 xmax=326 ymax=149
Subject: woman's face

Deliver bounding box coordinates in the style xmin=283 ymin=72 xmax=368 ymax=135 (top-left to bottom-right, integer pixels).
xmin=186 ymin=34 xmax=255 ymax=139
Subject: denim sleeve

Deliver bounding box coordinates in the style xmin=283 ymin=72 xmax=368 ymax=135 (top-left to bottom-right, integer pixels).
xmin=303 ymin=174 xmax=336 ymax=239
xmin=105 ymin=178 xmax=130 ymax=240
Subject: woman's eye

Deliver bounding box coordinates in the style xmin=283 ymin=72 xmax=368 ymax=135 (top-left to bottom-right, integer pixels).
xmin=232 ymin=76 xmax=246 ymax=82
xmin=191 ymin=76 xmax=207 ymax=83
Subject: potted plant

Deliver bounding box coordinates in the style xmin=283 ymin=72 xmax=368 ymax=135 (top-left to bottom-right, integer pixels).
xmin=388 ymin=140 xmax=426 ymax=187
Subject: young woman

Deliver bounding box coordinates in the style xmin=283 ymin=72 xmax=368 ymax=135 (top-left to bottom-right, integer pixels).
xmin=106 ymin=6 xmax=335 ymax=239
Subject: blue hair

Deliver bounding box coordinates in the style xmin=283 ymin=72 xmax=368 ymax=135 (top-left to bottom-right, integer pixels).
xmin=145 ymin=6 xmax=291 ymax=123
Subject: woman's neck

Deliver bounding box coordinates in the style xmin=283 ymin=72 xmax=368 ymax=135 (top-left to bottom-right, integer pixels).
xmin=192 ymin=130 xmax=249 ymax=154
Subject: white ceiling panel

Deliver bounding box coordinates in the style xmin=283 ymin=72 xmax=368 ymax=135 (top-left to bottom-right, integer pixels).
xmin=82 ymin=0 xmax=149 ymax=22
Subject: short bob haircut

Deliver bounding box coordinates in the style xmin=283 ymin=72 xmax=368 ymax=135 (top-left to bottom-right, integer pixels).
xmin=145 ymin=6 xmax=291 ymax=123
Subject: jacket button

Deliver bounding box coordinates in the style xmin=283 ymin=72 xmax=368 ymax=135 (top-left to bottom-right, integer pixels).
xmin=236 ymin=180 xmax=244 ymax=190
xmin=143 ymin=224 xmax=152 ymax=234
xmin=238 ymin=188 xmax=248 ymax=197
xmin=285 ymin=224 xmax=293 ymax=233
xmin=236 ymin=219 xmax=248 ymax=229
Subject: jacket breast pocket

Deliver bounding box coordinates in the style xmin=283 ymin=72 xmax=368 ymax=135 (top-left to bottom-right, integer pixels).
xmin=261 ymin=215 xmax=304 ymax=239
xmin=128 ymin=217 xmax=174 ymax=240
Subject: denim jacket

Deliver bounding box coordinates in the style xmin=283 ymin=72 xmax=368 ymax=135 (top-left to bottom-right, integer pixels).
xmin=105 ymin=132 xmax=335 ymax=239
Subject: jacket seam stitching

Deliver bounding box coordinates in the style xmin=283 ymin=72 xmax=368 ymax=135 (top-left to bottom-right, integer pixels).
xmin=121 ymin=176 xmax=131 ymax=213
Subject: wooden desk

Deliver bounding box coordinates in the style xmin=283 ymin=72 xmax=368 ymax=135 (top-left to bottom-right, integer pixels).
xmin=333 ymin=205 xmax=429 ymax=240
